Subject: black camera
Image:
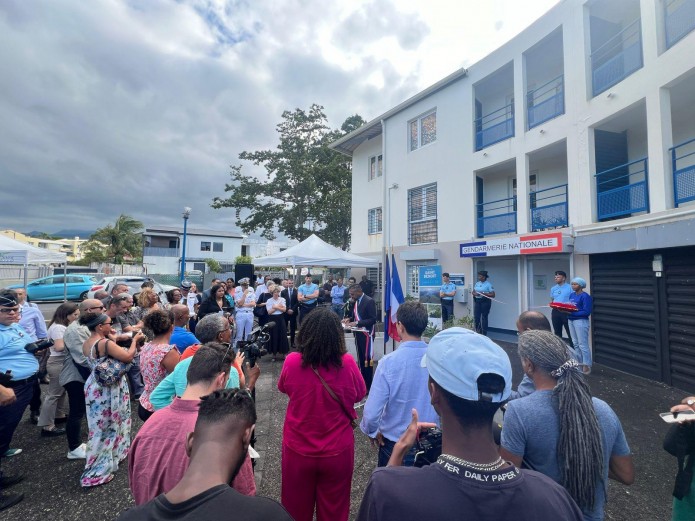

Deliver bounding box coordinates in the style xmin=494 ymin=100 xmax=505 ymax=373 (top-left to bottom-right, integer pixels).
xmin=413 ymin=427 xmax=443 ymax=467
xmin=24 ymin=339 xmax=54 ymax=354
xmin=237 ymin=321 xmax=274 ymax=367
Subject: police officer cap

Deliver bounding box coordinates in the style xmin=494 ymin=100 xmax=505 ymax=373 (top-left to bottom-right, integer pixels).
xmin=180 ymin=280 xmax=192 ymax=289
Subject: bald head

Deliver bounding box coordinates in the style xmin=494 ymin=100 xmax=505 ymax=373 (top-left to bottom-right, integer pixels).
xmin=171 ymin=304 xmax=190 ymax=326
xmin=79 ymin=299 xmax=104 ymax=313
xmin=516 ymin=311 xmax=552 ymax=333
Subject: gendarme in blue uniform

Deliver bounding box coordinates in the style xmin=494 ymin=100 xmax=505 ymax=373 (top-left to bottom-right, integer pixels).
xmin=0 ymin=323 xmax=39 ymax=380
xmin=439 ymin=282 xmax=456 ymax=301
xmin=473 ymin=280 xmax=494 ymax=297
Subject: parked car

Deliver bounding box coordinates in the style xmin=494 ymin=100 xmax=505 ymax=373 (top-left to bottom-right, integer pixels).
xmin=8 ymin=274 xmax=98 ymax=301
xmin=87 ymin=276 xmax=177 ymax=304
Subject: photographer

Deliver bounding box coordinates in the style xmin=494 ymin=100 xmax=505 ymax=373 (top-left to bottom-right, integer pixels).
xmin=0 ymin=289 xmax=40 ymax=512
xmin=356 ymin=328 xmax=583 ymax=521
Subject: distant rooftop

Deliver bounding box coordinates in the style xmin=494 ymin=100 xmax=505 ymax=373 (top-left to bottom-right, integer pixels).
xmin=145 ymin=225 xmax=244 ymax=239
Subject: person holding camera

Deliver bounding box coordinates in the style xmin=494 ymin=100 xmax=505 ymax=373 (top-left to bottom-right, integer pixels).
xmin=0 ymin=289 xmax=40 ymax=511
xmin=356 ymin=327 xmax=583 ymax=521
xmin=360 ymin=301 xmax=438 ymax=467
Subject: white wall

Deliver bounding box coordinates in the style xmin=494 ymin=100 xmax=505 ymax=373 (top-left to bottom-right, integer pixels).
xmin=351 ymin=136 xmax=384 ymax=254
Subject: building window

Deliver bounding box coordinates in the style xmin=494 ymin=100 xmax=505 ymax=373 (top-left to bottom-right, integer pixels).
xmin=368 ymin=207 xmax=383 ymax=234
xmin=369 ymin=154 xmax=383 ymax=181
xmin=241 ymin=245 xmax=249 ymax=256
xmin=168 ymin=239 xmax=177 ymax=249
xmin=193 ymin=262 xmax=206 ymax=272
xmin=408 ymin=183 xmax=437 ymax=245
xmin=366 ymin=265 xmax=383 ymax=294
xmin=201 ymin=241 xmax=211 ymax=252
xmin=213 ymin=242 xmax=223 ymax=252
xmin=409 ymin=110 xmax=436 ymax=151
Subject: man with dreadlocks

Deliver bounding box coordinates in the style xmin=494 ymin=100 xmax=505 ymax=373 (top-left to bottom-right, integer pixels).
xmin=501 ymin=330 xmax=634 ymax=521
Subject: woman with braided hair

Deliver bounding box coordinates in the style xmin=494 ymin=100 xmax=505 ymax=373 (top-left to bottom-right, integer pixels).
xmin=500 ymin=330 xmax=634 ymax=520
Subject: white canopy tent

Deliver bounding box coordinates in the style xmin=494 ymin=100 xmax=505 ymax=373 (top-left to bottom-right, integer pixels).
xmin=0 ymin=235 xmax=68 ymax=298
xmin=252 ymin=234 xmax=378 ymax=268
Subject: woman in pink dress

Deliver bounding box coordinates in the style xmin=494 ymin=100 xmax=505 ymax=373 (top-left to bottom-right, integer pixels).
xmin=137 ymin=309 xmax=179 ymax=422
xmin=278 ymin=307 xmax=366 ymax=521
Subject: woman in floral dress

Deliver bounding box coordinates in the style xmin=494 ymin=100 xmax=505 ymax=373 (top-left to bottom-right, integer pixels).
xmin=79 ymin=312 xmax=144 ymax=487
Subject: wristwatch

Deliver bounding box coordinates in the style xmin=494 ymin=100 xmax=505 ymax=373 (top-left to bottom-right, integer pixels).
xmin=687 ymin=399 xmax=695 ymax=406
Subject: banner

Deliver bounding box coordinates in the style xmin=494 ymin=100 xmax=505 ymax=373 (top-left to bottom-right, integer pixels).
xmin=419 ymin=265 xmax=442 ymax=328
xmin=0 ymin=251 xmax=28 ymax=265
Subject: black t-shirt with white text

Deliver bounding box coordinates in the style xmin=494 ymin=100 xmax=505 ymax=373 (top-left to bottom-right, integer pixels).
xmin=356 ymin=460 xmax=583 ymax=521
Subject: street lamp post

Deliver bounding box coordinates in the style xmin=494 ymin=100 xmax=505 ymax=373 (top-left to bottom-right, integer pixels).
xmin=180 ymin=207 xmax=192 ymax=282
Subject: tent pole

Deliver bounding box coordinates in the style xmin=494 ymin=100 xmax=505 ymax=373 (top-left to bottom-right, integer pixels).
xmin=23 ymin=259 xmax=28 ymax=289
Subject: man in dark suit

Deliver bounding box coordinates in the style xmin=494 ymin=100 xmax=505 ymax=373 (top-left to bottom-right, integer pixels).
xmin=343 ymin=284 xmax=377 ymax=392
xmin=281 ymin=279 xmax=299 ymax=349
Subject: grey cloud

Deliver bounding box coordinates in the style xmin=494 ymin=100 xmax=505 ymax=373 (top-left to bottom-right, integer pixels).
xmin=0 ymin=0 xmax=431 ymax=234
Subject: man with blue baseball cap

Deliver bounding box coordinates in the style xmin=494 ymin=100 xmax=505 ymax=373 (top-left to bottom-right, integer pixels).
xmin=356 ymin=327 xmax=583 ymax=521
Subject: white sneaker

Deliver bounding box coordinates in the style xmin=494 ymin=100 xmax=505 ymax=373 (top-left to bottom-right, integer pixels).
xmin=67 ymin=443 xmax=87 ymax=460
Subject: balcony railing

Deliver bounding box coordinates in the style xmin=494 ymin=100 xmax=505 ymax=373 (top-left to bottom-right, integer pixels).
xmin=143 ymin=247 xmax=179 ymax=258
xmin=591 ymin=18 xmax=643 ymax=96
xmin=527 ymin=75 xmax=565 ymax=129
xmin=671 ymin=137 xmax=695 ymax=207
xmin=531 ymin=184 xmax=569 ymax=231
xmin=477 ymin=196 xmax=517 ymax=237
xmin=665 ymin=0 xmax=695 ymax=49
xmin=475 ymin=103 xmax=514 ymax=151
xmin=595 ymin=157 xmax=649 ymax=221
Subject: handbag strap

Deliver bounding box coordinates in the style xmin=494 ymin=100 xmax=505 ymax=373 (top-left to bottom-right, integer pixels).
xmin=312 ymin=367 xmax=354 ymax=423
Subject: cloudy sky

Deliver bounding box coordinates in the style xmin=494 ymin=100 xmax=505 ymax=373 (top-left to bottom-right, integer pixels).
xmin=0 ymin=0 xmax=558 ymax=235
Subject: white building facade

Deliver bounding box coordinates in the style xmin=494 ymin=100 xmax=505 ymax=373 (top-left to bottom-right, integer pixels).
xmin=332 ymin=0 xmax=695 ymax=390
xmin=143 ymin=226 xmax=244 ymax=274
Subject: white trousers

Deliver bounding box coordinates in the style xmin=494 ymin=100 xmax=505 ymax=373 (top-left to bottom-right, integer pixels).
xmin=235 ymin=312 xmax=254 ymax=343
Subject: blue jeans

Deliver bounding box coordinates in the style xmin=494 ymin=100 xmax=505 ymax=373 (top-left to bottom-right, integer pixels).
xmin=378 ymin=437 xmax=419 ymax=467
xmin=569 ymin=319 xmax=591 ymax=366
xmin=0 ymin=377 xmax=36 ymax=492
xmin=331 ymin=304 xmax=344 ymax=317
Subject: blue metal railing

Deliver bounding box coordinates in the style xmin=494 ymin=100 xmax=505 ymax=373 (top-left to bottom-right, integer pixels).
xmin=671 ymin=137 xmax=695 ymax=207
xmin=665 ymin=0 xmax=695 ymax=49
xmin=527 ymin=75 xmax=565 ymax=129
xmin=591 ymin=18 xmax=643 ymax=96
xmin=477 ymin=196 xmax=517 ymax=237
xmin=595 ymin=157 xmax=649 ymax=221
xmin=475 ymin=103 xmax=514 ymax=150
xmin=531 ymin=184 xmax=569 ymax=231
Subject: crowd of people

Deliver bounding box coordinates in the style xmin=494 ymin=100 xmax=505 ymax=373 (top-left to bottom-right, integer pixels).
xmin=0 ymin=269 xmax=693 ymax=520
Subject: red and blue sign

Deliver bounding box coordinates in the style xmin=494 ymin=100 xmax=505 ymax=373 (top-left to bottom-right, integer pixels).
xmin=460 ymin=232 xmax=563 ymax=257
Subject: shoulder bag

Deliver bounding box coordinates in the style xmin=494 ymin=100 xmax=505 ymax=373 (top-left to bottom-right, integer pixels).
xmin=312 ymin=367 xmax=358 ymax=430
xmin=93 ymin=338 xmax=131 ymax=386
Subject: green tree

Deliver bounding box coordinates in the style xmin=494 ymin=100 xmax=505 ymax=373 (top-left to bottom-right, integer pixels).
xmin=205 ymin=258 xmax=222 ymax=273
xmin=88 ymin=214 xmax=144 ymax=264
xmin=235 ymin=255 xmax=253 ymax=264
xmin=212 ymin=104 xmax=365 ymax=250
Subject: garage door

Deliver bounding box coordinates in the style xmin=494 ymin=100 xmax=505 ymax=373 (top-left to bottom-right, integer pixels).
xmin=590 ymin=247 xmax=695 ymax=392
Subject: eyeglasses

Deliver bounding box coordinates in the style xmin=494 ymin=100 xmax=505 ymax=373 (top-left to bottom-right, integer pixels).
xmin=0 ymin=307 xmax=20 ymax=314
xmin=102 ymin=321 xmax=113 ymax=326
xmin=87 ymin=305 xmax=105 ymax=312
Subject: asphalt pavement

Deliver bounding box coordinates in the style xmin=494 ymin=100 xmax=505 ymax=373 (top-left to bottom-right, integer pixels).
xmin=0 ymin=336 xmax=688 ymax=521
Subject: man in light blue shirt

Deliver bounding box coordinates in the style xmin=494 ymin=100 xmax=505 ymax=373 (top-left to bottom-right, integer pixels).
xmin=15 ymin=289 xmax=47 ymax=341
xmin=297 ymin=275 xmax=319 ymax=326
xmin=360 ymin=301 xmax=439 ymax=467
xmin=549 ymin=270 xmax=573 ymax=346
xmin=330 ymin=278 xmax=346 ymax=316
xmin=439 ymin=272 xmax=456 ymax=324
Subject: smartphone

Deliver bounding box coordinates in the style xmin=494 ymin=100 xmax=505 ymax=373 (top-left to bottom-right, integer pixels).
xmin=660 ymin=410 xmax=695 ymax=423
